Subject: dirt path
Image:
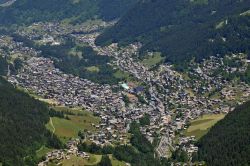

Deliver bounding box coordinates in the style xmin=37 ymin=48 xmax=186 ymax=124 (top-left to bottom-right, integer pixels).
xmin=49 ymin=117 xmax=55 ymax=135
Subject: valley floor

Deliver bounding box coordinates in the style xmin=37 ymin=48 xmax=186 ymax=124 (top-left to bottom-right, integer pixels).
xmin=1 ymin=20 xmax=250 ymax=165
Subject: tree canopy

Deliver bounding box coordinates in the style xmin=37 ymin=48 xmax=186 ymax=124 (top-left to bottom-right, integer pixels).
xmin=197 ymin=101 xmax=250 ymax=166
xmin=0 ymin=78 xmax=63 ymax=166
xmin=96 ymin=0 xmax=250 ymax=63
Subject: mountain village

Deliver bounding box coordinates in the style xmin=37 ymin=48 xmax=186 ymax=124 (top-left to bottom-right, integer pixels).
xmin=1 ymin=21 xmax=250 ymax=165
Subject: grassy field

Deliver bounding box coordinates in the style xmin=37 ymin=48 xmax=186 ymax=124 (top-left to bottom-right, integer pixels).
xmin=114 ymin=70 xmax=131 ymax=80
xmin=48 ymin=153 xmax=124 ymax=166
xmin=142 ymin=52 xmax=165 ymax=68
xmin=185 ymin=88 xmax=195 ymax=97
xmin=68 ymin=46 xmax=83 ymax=58
xmin=46 ymin=107 xmax=100 ymax=143
xmin=16 ymin=86 xmax=59 ymax=105
xmin=109 ymin=155 xmax=127 ymax=166
xmin=240 ymin=9 xmax=250 ymax=16
xmin=36 ymin=146 xmax=53 ymax=159
xmin=60 ymin=155 xmax=85 ymax=166
xmin=86 ymin=66 xmax=100 ymax=73
xmin=49 ymin=154 xmax=102 ymax=166
xmin=185 ymin=114 xmax=225 ymax=139
xmin=0 ymin=0 xmax=15 ymax=7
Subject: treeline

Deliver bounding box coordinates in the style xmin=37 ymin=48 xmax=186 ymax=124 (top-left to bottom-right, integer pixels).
xmin=0 ymin=0 xmax=137 ymax=26
xmin=0 ymin=0 xmax=9 ymax=4
xmin=0 ymin=56 xmax=8 ymax=75
xmin=96 ymin=0 xmax=250 ymax=63
xmin=0 ymin=55 xmax=24 ymax=76
xmin=197 ymin=101 xmax=250 ymax=166
xmin=0 ymin=78 xmax=63 ymax=166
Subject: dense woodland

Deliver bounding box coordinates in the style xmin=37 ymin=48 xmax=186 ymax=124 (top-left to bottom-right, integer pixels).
xmin=0 ymin=0 xmax=9 ymax=4
xmin=197 ymin=101 xmax=250 ymax=166
xmin=0 ymin=56 xmax=8 ymax=75
xmin=0 ymin=0 xmax=137 ymax=25
xmin=96 ymin=0 xmax=250 ymax=63
xmin=0 ymin=78 xmax=63 ymax=166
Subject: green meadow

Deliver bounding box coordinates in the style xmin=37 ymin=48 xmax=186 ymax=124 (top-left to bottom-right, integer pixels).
xmin=185 ymin=114 xmax=225 ymax=139
xmin=46 ymin=107 xmax=100 ymax=143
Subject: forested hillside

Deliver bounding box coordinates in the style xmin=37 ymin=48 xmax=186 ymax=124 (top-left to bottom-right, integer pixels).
xmin=11 ymin=34 xmax=123 ymax=84
xmin=0 ymin=0 xmax=10 ymax=4
xmin=0 ymin=78 xmax=62 ymax=166
xmin=197 ymin=101 xmax=250 ymax=166
xmin=0 ymin=56 xmax=8 ymax=75
xmin=0 ymin=0 xmax=137 ymax=25
xmin=96 ymin=0 xmax=250 ymax=63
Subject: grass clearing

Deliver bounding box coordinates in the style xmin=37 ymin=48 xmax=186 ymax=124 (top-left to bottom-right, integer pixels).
xmin=85 ymin=154 xmax=102 ymax=165
xmin=215 ymin=20 xmax=227 ymax=29
xmin=60 ymin=155 xmax=85 ymax=166
xmin=46 ymin=107 xmax=100 ymax=143
xmin=16 ymin=86 xmax=59 ymax=105
xmin=54 ymin=154 xmax=101 ymax=166
xmin=185 ymin=88 xmax=195 ymax=97
xmin=109 ymin=155 xmax=127 ymax=166
xmin=68 ymin=46 xmax=83 ymax=58
xmin=114 ymin=70 xmax=131 ymax=80
xmin=185 ymin=114 xmax=225 ymax=139
xmin=181 ymin=72 xmax=191 ymax=80
xmin=86 ymin=66 xmax=100 ymax=73
xmin=36 ymin=146 xmax=53 ymax=159
xmin=142 ymin=52 xmax=165 ymax=68
xmin=0 ymin=0 xmax=16 ymax=7
xmin=48 ymin=154 xmax=121 ymax=166
xmin=240 ymin=10 xmax=250 ymax=16
xmin=210 ymin=92 xmax=221 ymax=99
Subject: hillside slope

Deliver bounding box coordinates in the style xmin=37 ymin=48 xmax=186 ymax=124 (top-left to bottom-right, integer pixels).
xmin=197 ymin=101 xmax=250 ymax=166
xmin=96 ymin=0 xmax=250 ymax=63
xmin=0 ymin=0 xmax=137 ymax=25
xmin=0 ymin=77 xmax=62 ymax=165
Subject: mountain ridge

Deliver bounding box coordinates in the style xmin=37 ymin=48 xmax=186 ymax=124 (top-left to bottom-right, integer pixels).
xmin=197 ymin=101 xmax=250 ymax=166
xmin=0 ymin=0 xmax=138 ymax=25
xmin=96 ymin=0 xmax=250 ymax=63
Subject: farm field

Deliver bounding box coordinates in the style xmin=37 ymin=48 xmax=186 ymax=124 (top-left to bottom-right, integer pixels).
xmin=184 ymin=114 xmax=225 ymax=139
